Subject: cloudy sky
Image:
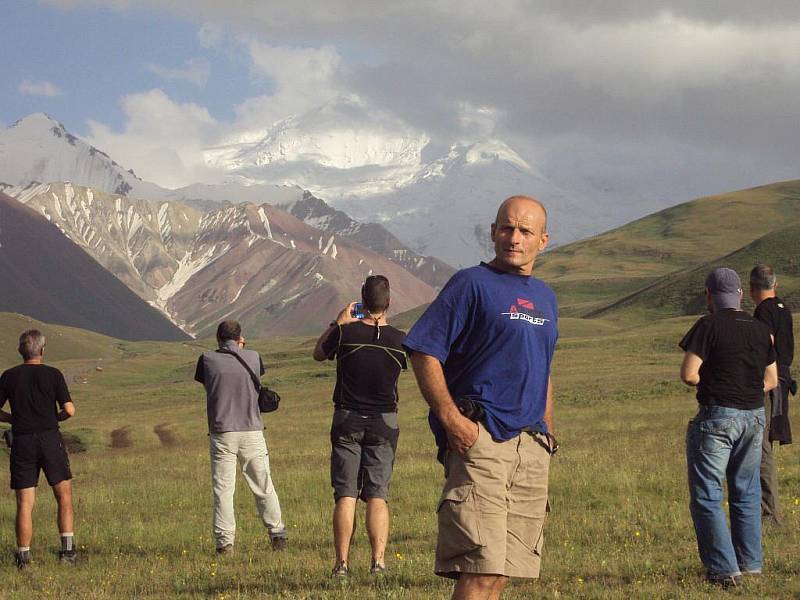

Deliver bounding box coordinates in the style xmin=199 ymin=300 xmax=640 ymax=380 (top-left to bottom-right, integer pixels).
xmin=3 ymin=1 xmax=800 ymax=201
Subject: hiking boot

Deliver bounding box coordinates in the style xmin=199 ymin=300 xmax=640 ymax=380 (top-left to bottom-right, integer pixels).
xmin=15 ymin=551 xmax=31 ymax=570
xmin=270 ymin=535 xmax=287 ymax=552
xmin=330 ymin=560 xmax=349 ymax=579
xmin=708 ymin=575 xmax=742 ymax=589
xmin=370 ymin=559 xmax=386 ymax=575
xmin=59 ymin=549 xmax=77 ymax=565
xmin=215 ymin=544 xmax=233 ymax=555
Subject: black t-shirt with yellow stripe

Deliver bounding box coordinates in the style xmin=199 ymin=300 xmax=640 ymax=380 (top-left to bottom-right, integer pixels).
xmin=322 ymin=322 xmax=407 ymax=414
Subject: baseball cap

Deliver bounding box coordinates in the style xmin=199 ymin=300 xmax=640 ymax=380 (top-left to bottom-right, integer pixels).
xmin=705 ymin=267 xmax=742 ymax=310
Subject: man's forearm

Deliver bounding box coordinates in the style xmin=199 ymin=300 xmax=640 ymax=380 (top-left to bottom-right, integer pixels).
xmin=0 ymin=410 xmax=12 ymax=424
xmin=57 ymin=410 xmax=71 ymax=422
xmin=409 ymin=352 xmax=479 ymax=455
xmin=312 ymin=325 xmax=336 ymax=361
xmin=409 ymin=353 xmax=460 ymax=427
xmin=543 ymin=376 xmax=554 ymax=434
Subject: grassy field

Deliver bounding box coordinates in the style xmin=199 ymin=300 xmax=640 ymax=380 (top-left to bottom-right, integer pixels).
xmin=0 ymin=314 xmax=796 ymax=599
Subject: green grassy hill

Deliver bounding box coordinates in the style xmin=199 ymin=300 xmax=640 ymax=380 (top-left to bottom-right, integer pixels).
xmin=537 ymin=179 xmax=800 ymax=316
xmin=0 ymin=312 xmax=123 ymax=368
xmin=588 ymin=223 xmax=800 ymax=320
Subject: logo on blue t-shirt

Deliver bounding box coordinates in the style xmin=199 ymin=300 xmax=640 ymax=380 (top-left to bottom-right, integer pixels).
xmin=501 ymin=297 xmax=549 ymax=326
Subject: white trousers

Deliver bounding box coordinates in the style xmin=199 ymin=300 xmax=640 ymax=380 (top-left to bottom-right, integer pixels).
xmin=209 ymin=431 xmax=285 ymax=547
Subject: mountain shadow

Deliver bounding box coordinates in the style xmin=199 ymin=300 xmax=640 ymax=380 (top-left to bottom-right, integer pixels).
xmin=0 ymin=192 xmax=189 ymax=341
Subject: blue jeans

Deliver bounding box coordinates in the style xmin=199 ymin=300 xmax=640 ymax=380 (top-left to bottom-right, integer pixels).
xmin=686 ymin=405 xmax=765 ymax=579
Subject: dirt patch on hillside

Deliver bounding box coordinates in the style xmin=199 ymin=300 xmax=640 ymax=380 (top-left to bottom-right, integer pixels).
xmin=110 ymin=427 xmax=132 ymax=449
xmin=154 ymin=423 xmax=178 ymax=447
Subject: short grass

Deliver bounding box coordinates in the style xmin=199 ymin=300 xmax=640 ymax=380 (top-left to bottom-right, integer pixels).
xmin=588 ymin=223 xmax=800 ymax=321
xmin=537 ymin=179 xmax=800 ymax=316
xmin=0 ymin=317 xmax=797 ymax=599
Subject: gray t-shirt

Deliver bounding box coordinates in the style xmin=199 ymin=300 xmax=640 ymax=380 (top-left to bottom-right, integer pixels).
xmin=194 ymin=340 xmax=265 ymax=433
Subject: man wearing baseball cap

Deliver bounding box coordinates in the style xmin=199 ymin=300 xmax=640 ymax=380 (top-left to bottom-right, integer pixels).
xmin=678 ymin=267 xmax=778 ymax=588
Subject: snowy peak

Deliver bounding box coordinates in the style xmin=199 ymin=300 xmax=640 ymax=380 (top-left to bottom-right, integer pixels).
xmin=208 ymin=96 xmax=428 ymax=172
xmin=11 ymin=113 xmax=79 ymax=147
xmin=463 ymin=139 xmax=532 ymax=172
xmin=205 ymin=96 xmax=429 ymax=198
xmin=0 ymin=113 xmax=149 ymax=197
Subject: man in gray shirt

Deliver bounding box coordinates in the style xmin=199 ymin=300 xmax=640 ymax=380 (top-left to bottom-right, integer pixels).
xmin=194 ymin=320 xmax=286 ymax=553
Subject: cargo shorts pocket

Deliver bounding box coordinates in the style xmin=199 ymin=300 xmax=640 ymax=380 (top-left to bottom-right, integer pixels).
xmin=531 ymin=500 xmax=550 ymax=557
xmin=436 ymin=482 xmax=484 ymax=561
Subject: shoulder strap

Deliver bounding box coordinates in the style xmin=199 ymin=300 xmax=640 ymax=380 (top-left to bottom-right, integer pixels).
xmin=217 ymin=349 xmax=261 ymax=392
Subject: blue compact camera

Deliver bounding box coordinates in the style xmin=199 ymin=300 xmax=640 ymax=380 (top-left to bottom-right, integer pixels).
xmin=351 ymin=302 xmax=366 ymax=319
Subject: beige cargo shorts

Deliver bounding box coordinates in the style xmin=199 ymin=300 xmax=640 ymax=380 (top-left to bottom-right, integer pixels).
xmin=435 ymin=421 xmax=551 ymax=579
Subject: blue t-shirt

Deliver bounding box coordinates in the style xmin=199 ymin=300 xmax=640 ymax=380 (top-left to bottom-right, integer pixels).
xmin=403 ymin=262 xmax=558 ymax=443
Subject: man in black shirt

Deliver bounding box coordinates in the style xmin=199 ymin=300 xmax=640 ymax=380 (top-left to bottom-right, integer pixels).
xmin=313 ymin=275 xmax=407 ymax=578
xmin=0 ymin=330 xmax=77 ymax=569
xmin=679 ymin=268 xmax=777 ymax=587
xmin=749 ymin=264 xmax=794 ymax=526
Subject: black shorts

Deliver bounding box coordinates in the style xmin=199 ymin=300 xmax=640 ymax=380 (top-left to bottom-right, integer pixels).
xmin=330 ymin=408 xmax=399 ymax=502
xmin=10 ymin=429 xmax=72 ymax=489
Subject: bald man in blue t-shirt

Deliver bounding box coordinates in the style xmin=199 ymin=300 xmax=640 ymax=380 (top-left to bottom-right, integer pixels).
xmin=404 ymin=196 xmax=558 ymax=600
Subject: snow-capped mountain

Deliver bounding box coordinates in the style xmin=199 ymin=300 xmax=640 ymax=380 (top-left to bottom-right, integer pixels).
xmin=0 ymin=113 xmax=163 ymax=198
xmin=338 ymin=140 xmax=595 ymax=268
xmin=10 ymin=183 xmax=435 ymax=337
xmin=206 ymin=96 xmax=428 ymax=199
xmin=0 ymin=114 xmax=453 ymax=287
xmin=278 ymin=191 xmax=454 ymax=288
xmin=200 ymin=99 xmax=619 ymax=267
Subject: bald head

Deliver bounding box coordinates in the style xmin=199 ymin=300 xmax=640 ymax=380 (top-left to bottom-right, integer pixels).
xmin=494 ymin=195 xmax=547 ymax=233
xmin=489 ymin=195 xmax=550 ymax=275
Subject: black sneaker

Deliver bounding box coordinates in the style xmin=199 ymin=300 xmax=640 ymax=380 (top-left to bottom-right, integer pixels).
xmin=269 ymin=528 xmax=288 ymax=551
xmin=331 ymin=560 xmax=349 ymax=579
xmin=271 ymin=536 xmax=287 ymax=551
xmin=708 ymin=575 xmax=742 ymax=589
xmin=58 ymin=549 xmax=77 ymax=565
xmin=15 ymin=551 xmax=31 ymax=570
xmin=215 ymin=544 xmax=233 ymax=555
xmin=370 ymin=560 xmax=386 ymax=575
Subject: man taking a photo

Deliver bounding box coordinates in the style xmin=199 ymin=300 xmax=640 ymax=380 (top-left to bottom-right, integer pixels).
xmin=313 ymin=275 xmax=407 ymax=578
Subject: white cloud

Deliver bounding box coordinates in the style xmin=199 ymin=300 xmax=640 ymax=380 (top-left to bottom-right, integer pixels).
xmin=86 ymin=89 xmax=223 ymax=188
xmin=47 ymin=1 xmax=800 ymax=203
xmin=18 ymin=79 xmax=63 ymax=97
xmin=144 ymin=58 xmax=211 ymax=87
xmin=229 ymin=42 xmax=344 ymax=133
